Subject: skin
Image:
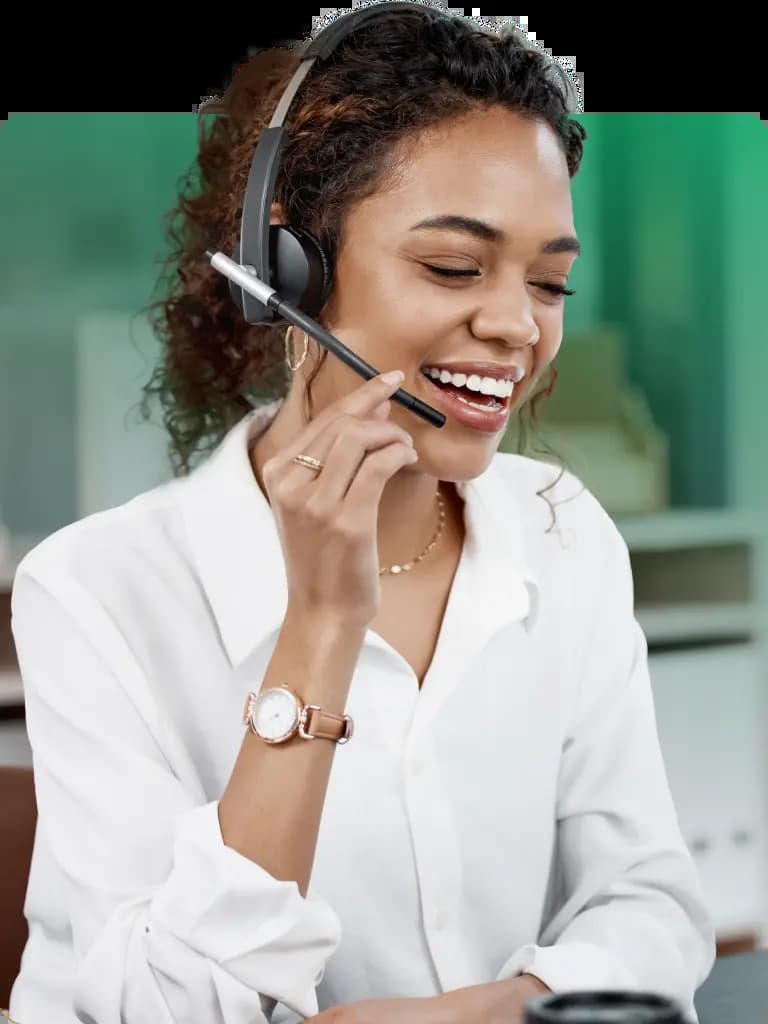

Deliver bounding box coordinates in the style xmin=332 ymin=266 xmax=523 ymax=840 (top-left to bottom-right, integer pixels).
xmin=302 ymin=972 xmax=552 ymax=1023
xmin=250 ymin=103 xmax=580 ymax=578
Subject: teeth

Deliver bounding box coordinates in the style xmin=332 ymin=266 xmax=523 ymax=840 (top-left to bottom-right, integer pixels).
xmin=456 ymin=393 xmax=503 ymax=411
xmin=423 ymin=367 xmax=514 ymax=399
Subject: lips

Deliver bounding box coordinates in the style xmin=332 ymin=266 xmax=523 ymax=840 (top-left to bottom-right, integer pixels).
xmin=419 ymin=369 xmax=512 ymax=433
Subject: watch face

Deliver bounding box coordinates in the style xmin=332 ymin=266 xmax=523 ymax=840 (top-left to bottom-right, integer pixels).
xmin=253 ymin=688 xmax=300 ymax=742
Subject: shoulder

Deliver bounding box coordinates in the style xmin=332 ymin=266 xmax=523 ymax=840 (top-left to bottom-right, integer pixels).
xmin=488 ymin=451 xmax=632 ymax=596
xmin=11 ymin=478 xmax=185 ymax=621
xmin=492 ymin=451 xmax=625 ymax=547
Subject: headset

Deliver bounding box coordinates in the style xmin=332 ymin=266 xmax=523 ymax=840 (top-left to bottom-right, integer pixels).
xmin=203 ymin=1 xmax=454 ymax=427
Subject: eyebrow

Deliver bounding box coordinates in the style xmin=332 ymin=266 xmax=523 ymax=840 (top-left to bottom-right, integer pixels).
xmin=409 ymin=214 xmax=581 ymax=256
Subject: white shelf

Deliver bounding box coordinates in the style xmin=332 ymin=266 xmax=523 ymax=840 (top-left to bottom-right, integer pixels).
xmin=615 ymin=508 xmax=766 ymax=551
xmin=638 ymin=602 xmax=764 ymax=645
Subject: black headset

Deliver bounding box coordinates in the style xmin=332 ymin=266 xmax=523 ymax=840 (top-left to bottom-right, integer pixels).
xmin=227 ymin=1 xmax=456 ymax=327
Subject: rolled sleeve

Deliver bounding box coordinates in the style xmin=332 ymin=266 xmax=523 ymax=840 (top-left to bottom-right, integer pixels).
xmin=496 ymin=940 xmax=637 ymax=992
xmin=148 ymin=801 xmax=340 ymax=1007
xmin=11 ymin=567 xmax=341 ymax=1024
xmin=496 ymin=517 xmax=716 ymax=1024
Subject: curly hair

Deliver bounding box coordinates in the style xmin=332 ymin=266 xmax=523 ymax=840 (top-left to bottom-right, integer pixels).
xmin=134 ymin=3 xmax=588 ymax=532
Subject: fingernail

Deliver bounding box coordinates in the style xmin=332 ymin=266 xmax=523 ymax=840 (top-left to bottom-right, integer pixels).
xmin=380 ymin=370 xmax=405 ymax=386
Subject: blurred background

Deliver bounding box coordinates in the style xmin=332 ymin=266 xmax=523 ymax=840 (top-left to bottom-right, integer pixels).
xmin=1 ymin=112 xmax=767 ymax=957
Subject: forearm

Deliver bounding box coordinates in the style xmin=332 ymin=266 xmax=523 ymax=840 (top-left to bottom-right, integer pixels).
xmin=304 ymin=974 xmax=551 ymax=1024
xmin=439 ymin=973 xmax=551 ymax=1024
xmin=219 ymin=607 xmax=366 ymax=897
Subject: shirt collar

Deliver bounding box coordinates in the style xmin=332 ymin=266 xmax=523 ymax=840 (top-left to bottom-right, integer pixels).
xmin=175 ymin=399 xmax=540 ymax=671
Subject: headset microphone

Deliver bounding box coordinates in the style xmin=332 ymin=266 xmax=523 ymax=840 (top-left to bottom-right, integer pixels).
xmin=204 ymin=249 xmax=446 ymax=428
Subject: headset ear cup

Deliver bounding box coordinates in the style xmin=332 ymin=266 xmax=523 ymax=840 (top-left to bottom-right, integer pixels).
xmin=296 ymin=228 xmax=334 ymax=315
xmin=270 ymin=225 xmax=333 ymax=318
xmin=227 ymin=228 xmax=333 ymax=321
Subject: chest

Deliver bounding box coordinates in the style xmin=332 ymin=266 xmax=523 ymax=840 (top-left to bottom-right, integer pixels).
xmin=369 ymin=542 xmax=462 ymax=689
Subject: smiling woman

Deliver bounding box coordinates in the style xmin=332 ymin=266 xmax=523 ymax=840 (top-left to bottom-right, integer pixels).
xmin=6 ymin=6 xmax=716 ymax=1024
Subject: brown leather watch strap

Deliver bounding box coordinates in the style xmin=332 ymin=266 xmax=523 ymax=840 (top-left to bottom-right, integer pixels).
xmin=302 ymin=705 xmax=354 ymax=744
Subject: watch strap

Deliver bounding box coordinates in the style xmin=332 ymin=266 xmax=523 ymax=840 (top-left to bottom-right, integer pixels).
xmin=301 ymin=704 xmax=354 ymax=744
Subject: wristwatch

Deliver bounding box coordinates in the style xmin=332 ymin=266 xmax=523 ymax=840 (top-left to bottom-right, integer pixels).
xmin=242 ymin=686 xmax=354 ymax=745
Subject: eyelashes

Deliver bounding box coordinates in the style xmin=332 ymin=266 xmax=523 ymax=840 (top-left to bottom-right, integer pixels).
xmin=421 ymin=264 xmax=576 ymax=297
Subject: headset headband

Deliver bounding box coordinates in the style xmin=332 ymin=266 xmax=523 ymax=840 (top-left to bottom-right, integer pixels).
xmin=234 ymin=1 xmax=444 ymax=323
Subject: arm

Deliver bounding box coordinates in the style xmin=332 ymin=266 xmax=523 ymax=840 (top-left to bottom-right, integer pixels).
xmin=219 ymin=604 xmax=366 ymax=898
xmin=11 ymin=567 xmax=364 ymax=1024
xmin=491 ymin=518 xmax=717 ymax=1023
xmin=301 ymin=974 xmax=551 ymax=1024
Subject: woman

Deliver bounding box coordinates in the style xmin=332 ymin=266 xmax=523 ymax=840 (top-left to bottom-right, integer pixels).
xmin=8 ymin=5 xmax=715 ymax=1024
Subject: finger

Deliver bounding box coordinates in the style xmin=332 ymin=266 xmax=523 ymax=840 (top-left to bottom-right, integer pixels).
xmin=284 ymin=371 xmax=404 ymax=462
xmin=341 ymin=434 xmax=417 ymax=514
xmin=300 ymin=418 xmax=413 ymax=507
xmin=365 ymin=399 xmax=391 ymax=421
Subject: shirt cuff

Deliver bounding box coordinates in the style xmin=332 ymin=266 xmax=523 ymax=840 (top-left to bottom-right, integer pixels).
xmin=495 ymin=942 xmax=700 ymax=1024
xmin=496 ymin=941 xmax=639 ymax=993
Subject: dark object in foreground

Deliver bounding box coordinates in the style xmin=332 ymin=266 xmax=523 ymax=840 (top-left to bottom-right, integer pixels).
xmin=524 ymin=991 xmax=684 ymax=1023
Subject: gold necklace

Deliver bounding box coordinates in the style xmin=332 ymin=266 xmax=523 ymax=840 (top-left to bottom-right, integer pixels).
xmin=378 ymin=486 xmax=446 ymax=576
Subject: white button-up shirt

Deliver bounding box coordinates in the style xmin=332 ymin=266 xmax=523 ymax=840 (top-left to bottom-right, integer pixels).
xmin=9 ymin=399 xmax=716 ymax=1024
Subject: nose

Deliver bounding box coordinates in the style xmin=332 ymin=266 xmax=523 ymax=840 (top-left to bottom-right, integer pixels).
xmin=468 ymin=288 xmax=540 ymax=350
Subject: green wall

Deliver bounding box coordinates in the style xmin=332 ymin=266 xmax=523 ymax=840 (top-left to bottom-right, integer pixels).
xmin=721 ymin=115 xmax=768 ymax=513
xmin=1 ymin=113 xmax=765 ymax=534
xmin=597 ymin=115 xmax=730 ymax=506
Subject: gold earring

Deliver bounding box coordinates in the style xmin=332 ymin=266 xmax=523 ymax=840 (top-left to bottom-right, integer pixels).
xmin=285 ymin=325 xmax=309 ymax=371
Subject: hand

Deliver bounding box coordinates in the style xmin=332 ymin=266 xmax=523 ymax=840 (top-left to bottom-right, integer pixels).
xmin=443 ymin=973 xmax=552 ymax=1024
xmin=302 ymin=975 xmax=551 ymax=1024
xmin=302 ymin=993 xmax=453 ymax=1024
xmin=261 ymin=368 xmax=416 ymax=628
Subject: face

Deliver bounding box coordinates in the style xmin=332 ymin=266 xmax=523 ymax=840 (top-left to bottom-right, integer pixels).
xmin=281 ymin=105 xmax=579 ymax=482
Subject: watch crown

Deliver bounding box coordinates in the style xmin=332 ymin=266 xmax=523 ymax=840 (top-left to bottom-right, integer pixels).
xmin=242 ymin=691 xmax=257 ymax=726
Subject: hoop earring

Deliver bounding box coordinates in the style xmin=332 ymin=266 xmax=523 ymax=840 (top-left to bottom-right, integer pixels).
xmin=285 ymin=325 xmax=309 ymax=372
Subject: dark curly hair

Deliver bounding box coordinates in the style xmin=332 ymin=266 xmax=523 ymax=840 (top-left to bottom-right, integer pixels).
xmin=133 ymin=3 xmax=588 ymax=532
